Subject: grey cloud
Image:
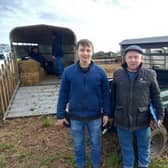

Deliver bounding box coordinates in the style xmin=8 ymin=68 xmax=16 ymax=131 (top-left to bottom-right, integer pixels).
xmin=0 ymin=0 xmax=77 ymax=23
xmin=0 ymin=0 xmax=24 ymax=16
xmin=0 ymin=0 xmax=22 ymax=7
xmin=38 ymin=12 xmax=74 ymax=23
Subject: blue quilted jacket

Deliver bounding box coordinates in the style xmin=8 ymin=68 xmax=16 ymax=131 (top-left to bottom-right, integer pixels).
xmin=56 ymin=62 xmax=111 ymax=120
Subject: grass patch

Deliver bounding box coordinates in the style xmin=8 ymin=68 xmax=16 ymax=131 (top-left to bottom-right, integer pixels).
xmin=17 ymin=151 xmax=31 ymax=163
xmin=150 ymin=158 xmax=168 ymax=168
xmin=40 ymin=116 xmax=55 ymax=127
xmin=0 ymin=143 xmax=16 ymax=153
xmin=104 ymin=152 xmax=122 ymax=168
xmin=0 ymin=154 xmax=7 ymax=168
xmin=39 ymin=152 xmax=76 ymax=167
xmin=39 ymin=153 xmax=58 ymax=167
xmin=63 ymin=154 xmax=76 ymax=167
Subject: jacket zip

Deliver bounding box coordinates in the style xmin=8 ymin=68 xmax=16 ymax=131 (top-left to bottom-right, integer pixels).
xmin=83 ymin=73 xmax=87 ymax=111
xmin=128 ymin=73 xmax=139 ymax=129
xmin=128 ymin=79 xmax=134 ymax=128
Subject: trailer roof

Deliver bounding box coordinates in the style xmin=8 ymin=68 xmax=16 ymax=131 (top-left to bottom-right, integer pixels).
xmin=10 ymin=24 xmax=76 ymax=45
xmin=120 ymin=36 xmax=168 ymax=49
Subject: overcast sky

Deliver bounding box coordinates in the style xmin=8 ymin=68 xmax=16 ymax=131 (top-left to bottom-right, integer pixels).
xmin=1 ymin=0 xmax=168 ymax=51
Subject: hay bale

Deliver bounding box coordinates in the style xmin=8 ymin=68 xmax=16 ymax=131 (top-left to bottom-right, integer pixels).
xmin=98 ymin=63 xmax=121 ymax=78
xmin=18 ymin=59 xmax=40 ymax=73
xmin=18 ymin=59 xmax=47 ymax=86
xmin=39 ymin=67 xmax=46 ymax=80
xmin=20 ymin=72 xmax=40 ymax=86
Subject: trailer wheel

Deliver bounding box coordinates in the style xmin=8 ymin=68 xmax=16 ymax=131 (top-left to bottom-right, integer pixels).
xmin=151 ymin=125 xmax=167 ymax=158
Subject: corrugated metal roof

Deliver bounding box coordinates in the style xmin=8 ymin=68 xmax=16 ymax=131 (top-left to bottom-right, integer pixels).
xmin=120 ymin=36 xmax=168 ymax=45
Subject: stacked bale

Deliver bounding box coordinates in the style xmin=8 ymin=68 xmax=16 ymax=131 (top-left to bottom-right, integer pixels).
xmin=39 ymin=67 xmax=46 ymax=80
xmin=98 ymin=63 xmax=121 ymax=78
xmin=18 ymin=59 xmax=46 ymax=86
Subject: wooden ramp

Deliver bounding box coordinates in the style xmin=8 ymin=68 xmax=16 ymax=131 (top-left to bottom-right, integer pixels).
xmin=5 ymin=84 xmax=60 ymax=119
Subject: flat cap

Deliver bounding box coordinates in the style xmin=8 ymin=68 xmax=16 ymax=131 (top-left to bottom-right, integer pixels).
xmin=124 ymin=45 xmax=144 ymax=55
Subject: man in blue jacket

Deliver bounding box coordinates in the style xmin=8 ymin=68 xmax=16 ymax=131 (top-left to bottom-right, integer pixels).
xmin=52 ymin=33 xmax=64 ymax=77
xmin=56 ymin=39 xmax=111 ymax=168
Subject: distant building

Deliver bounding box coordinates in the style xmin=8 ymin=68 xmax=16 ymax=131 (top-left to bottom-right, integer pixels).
xmin=94 ymin=51 xmax=116 ymax=59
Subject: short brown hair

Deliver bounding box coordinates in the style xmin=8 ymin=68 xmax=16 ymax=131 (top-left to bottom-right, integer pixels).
xmin=76 ymin=39 xmax=94 ymax=51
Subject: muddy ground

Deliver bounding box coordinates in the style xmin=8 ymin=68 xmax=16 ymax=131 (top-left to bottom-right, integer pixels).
xmin=0 ymin=115 xmax=168 ymax=168
xmin=0 ymin=63 xmax=168 ymax=168
xmin=0 ymin=116 xmax=123 ymax=168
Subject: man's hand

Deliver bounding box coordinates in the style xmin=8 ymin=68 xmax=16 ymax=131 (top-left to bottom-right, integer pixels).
xmin=150 ymin=120 xmax=163 ymax=129
xmin=108 ymin=118 xmax=113 ymax=125
xmin=102 ymin=115 xmax=109 ymax=127
xmin=158 ymin=120 xmax=163 ymax=127
xmin=56 ymin=118 xmax=69 ymax=127
xmin=52 ymin=56 xmax=56 ymax=59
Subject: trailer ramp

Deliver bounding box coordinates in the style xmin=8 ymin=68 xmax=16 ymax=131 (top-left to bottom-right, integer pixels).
xmin=5 ymin=84 xmax=60 ymax=119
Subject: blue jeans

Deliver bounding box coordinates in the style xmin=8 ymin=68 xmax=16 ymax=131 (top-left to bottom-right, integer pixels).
xmin=70 ymin=118 xmax=102 ymax=168
xmin=56 ymin=57 xmax=64 ymax=76
xmin=117 ymin=127 xmax=151 ymax=168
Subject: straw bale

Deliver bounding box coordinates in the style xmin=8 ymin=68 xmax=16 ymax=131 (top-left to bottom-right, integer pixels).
xmin=20 ymin=72 xmax=40 ymax=86
xmin=39 ymin=67 xmax=46 ymax=80
xmin=18 ymin=59 xmax=40 ymax=73
xmin=98 ymin=63 xmax=121 ymax=78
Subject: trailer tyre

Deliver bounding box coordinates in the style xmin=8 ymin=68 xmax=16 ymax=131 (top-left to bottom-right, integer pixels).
xmin=151 ymin=125 xmax=167 ymax=158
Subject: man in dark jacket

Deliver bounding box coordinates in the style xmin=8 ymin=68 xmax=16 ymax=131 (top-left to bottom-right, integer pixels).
xmin=56 ymin=39 xmax=111 ymax=168
xmin=29 ymin=46 xmax=47 ymax=69
xmin=111 ymin=45 xmax=164 ymax=168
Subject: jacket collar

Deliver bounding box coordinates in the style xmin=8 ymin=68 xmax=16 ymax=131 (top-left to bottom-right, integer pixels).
xmin=76 ymin=60 xmax=94 ymax=72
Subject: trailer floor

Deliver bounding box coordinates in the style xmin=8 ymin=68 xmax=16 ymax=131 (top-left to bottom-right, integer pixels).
xmin=5 ymin=77 xmax=60 ymax=119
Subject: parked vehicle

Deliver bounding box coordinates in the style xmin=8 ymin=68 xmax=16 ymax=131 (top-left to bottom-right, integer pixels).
xmin=151 ymin=67 xmax=168 ymax=157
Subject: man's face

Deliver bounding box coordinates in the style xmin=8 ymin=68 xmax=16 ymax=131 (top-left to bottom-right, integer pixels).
xmin=125 ymin=51 xmax=143 ymax=72
xmin=77 ymin=44 xmax=93 ymax=65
